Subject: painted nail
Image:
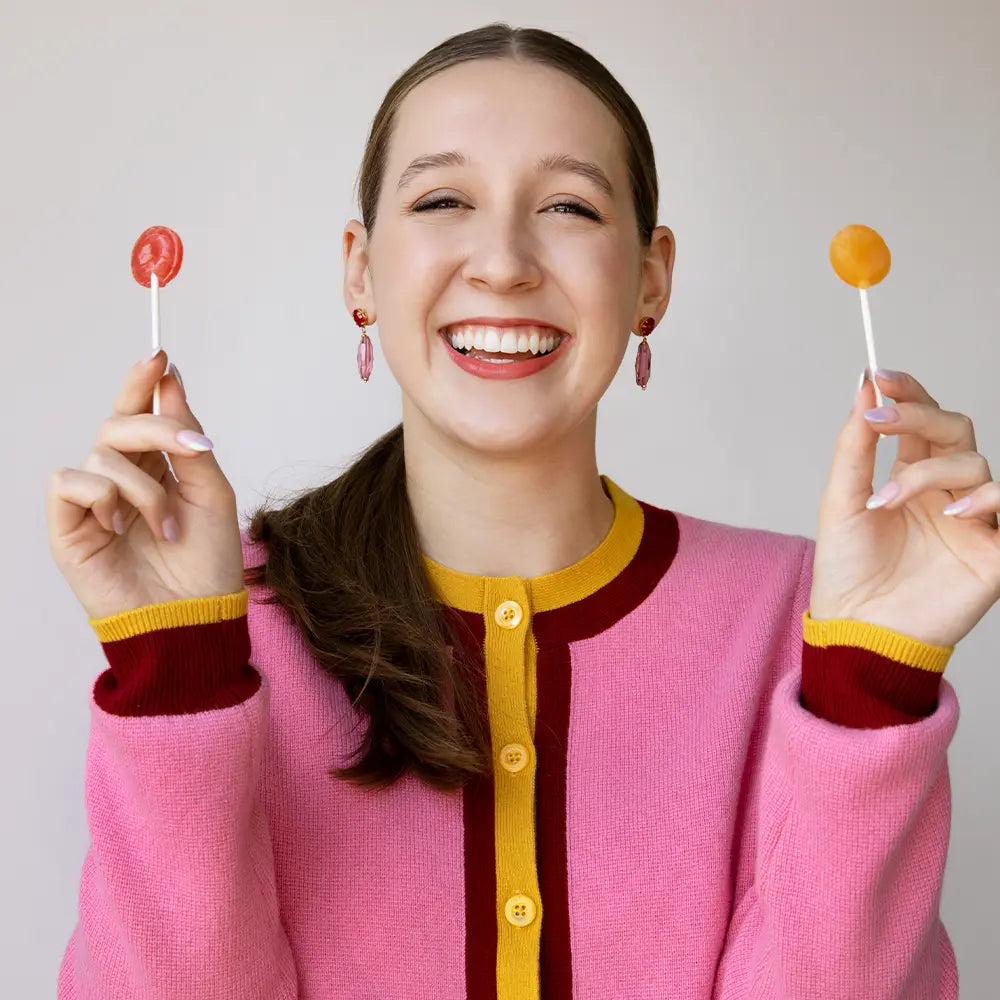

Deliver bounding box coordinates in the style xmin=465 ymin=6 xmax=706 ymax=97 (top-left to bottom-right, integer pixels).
xmin=874 ymin=369 xmax=903 ymax=381
xmin=943 ymin=497 xmax=973 ymax=516
xmin=866 ymin=481 xmax=901 ymax=509
xmin=864 ymin=406 xmax=898 ymax=423
xmin=176 ymin=429 xmax=214 ymax=451
xmin=167 ymin=361 xmax=185 ymax=395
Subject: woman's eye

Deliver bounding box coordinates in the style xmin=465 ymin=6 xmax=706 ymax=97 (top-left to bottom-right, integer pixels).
xmin=549 ymin=201 xmax=601 ymax=220
xmin=412 ymin=197 xmax=601 ymax=221
xmin=413 ymin=197 xmax=464 ymax=211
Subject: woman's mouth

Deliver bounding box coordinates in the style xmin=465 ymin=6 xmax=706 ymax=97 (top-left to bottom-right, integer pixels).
xmin=439 ymin=324 xmax=571 ymax=380
xmin=442 ymin=323 xmax=565 ymax=360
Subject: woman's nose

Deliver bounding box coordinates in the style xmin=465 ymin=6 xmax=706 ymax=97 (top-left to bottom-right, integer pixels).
xmin=460 ymin=229 xmax=542 ymax=291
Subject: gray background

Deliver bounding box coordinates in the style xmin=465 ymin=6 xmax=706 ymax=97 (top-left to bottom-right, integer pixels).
xmin=2 ymin=1 xmax=997 ymax=995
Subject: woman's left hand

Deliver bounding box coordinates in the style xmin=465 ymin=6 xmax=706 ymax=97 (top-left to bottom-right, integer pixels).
xmin=809 ymin=369 xmax=1000 ymax=649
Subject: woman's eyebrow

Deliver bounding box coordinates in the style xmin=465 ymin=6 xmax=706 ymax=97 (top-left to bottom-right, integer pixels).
xmin=395 ymin=150 xmax=615 ymax=199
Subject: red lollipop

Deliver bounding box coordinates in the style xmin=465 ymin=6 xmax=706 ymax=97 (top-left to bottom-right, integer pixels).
xmin=131 ymin=225 xmax=183 ymax=287
xmin=132 ymin=225 xmax=183 ymax=418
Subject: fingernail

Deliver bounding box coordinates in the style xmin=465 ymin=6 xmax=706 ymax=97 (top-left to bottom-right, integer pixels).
xmin=943 ymin=497 xmax=973 ymax=516
xmin=864 ymin=406 xmax=898 ymax=423
xmin=176 ymin=429 xmax=214 ymax=451
xmin=167 ymin=361 xmax=185 ymax=395
xmin=112 ymin=510 xmax=125 ymax=535
xmin=162 ymin=516 xmax=180 ymax=543
xmin=866 ymin=481 xmax=901 ymax=509
xmin=857 ymin=369 xmax=869 ymax=393
xmin=145 ymin=348 xmax=164 ymax=364
xmin=875 ymin=369 xmax=903 ymax=381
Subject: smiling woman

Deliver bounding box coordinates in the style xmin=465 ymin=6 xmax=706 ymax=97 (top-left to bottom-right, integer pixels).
xmin=246 ymin=24 xmax=673 ymax=796
xmin=64 ymin=19 xmax=961 ymax=1000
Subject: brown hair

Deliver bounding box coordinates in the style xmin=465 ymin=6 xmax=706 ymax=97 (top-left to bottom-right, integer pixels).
xmin=243 ymin=22 xmax=659 ymax=792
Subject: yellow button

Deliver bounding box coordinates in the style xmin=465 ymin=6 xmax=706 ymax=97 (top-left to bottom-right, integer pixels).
xmin=504 ymin=894 xmax=537 ymax=927
xmin=495 ymin=600 xmax=523 ymax=629
xmin=499 ymin=743 xmax=529 ymax=773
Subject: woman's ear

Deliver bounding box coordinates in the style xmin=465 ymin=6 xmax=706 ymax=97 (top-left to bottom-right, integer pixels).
xmin=636 ymin=225 xmax=675 ymax=324
xmin=343 ymin=220 xmax=375 ymax=319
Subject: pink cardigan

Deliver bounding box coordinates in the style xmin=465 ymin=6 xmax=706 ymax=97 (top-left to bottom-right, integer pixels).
xmin=59 ymin=476 xmax=959 ymax=998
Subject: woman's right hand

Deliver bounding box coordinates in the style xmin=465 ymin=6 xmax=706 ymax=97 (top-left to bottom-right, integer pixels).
xmin=46 ymin=350 xmax=247 ymax=622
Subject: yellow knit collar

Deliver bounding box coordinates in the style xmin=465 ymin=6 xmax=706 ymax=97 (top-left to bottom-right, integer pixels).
xmin=421 ymin=475 xmax=644 ymax=614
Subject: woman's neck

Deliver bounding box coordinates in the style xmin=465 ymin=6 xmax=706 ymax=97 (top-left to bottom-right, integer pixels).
xmin=403 ymin=408 xmax=615 ymax=580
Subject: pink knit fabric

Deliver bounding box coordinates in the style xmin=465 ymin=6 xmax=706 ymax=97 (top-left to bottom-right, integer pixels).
xmin=58 ymin=515 xmax=959 ymax=998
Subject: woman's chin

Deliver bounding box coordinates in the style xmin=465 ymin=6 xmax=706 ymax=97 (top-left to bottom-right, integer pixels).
xmin=438 ymin=408 xmax=565 ymax=457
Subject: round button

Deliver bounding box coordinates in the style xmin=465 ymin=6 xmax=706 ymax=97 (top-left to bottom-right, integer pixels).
xmin=499 ymin=743 xmax=529 ymax=773
xmin=504 ymin=894 xmax=537 ymax=927
xmin=495 ymin=600 xmax=523 ymax=629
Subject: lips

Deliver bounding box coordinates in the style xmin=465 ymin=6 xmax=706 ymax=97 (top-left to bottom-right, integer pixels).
xmin=441 ymin=324 xmax=570 ymax=379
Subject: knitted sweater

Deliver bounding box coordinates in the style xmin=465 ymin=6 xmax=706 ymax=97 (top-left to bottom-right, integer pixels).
xmin=58 ymin=475 xmax=960 ymax=999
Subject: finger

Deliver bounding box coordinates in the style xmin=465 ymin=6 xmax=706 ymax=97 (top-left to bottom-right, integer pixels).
xmin=80 ymin=446 xmax=175 ymax=541
xmin=944 ymin=480 xmax=1000 ymax=530
xmin=869 ymin=371 xmax=977 ymax=464
xmin=818 ymin=374 xmax=882 ymax=528
xmin=111 ymin=349 xmax=173 ymax=478
xmin=147 ymin=364 xmax=232 ymax=502
xmin=47 ymin=467 xmax=129 ymax=542
xmin=943 ymin=481 xmax=1000 ymax=530
xmin=867 ymin=450 xmax=996 ymax=523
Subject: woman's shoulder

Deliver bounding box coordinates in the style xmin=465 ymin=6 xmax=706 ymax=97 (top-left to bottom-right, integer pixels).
xmin=639 ymin=495 xmax=815 ymax=580
xmin=240 ymin=526 xmax=269 ymax=570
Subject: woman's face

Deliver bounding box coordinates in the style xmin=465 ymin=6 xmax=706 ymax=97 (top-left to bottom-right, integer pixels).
xmin=344 ymin=57 xmax=674 ymax=456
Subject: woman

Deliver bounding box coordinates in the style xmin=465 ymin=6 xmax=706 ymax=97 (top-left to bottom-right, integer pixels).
xmin=49 ymin=22 xmax=998 ymax=1000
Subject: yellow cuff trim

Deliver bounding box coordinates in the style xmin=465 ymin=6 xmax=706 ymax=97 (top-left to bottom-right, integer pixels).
xmin=89 ymin=589 xmax=249 ymax=642
xmin=802 ymin=609 xmax=952 ymax=674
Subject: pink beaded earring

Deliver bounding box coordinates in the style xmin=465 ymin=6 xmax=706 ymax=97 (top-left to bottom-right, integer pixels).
xmin=354 ymin=308 xmax=373 ymax=382
xmin=635 ymin=316 xmax=655 ymax=389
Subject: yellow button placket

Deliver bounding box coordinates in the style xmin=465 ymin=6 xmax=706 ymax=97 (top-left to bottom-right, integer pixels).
xmin=484 ymin=576 xmax=542 ymax=1000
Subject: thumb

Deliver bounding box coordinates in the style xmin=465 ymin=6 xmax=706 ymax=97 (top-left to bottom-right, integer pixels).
xmin=817 ymin=371 xmax=882 ymax=530
xmin=156 ymin=364 xmax=231 ymax=499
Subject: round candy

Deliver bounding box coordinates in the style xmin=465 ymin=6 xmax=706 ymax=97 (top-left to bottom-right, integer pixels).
xmin=829 ymin=224 xmax=891 ymax=289
xmin=131 ymin=226 xmax=183 ymax=288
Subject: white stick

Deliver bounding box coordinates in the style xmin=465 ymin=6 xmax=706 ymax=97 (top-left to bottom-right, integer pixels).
xmin=151 ymin=271 xmax=161 ymax=416
xmin=858 ymin=287 xmax=885 ymax=409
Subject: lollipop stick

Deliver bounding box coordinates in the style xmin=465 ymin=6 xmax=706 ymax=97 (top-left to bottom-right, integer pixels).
xmin=151 ymin=270 xmax=161 ymax=416
xmin=858 ymin=288 xmax=885 ymax=409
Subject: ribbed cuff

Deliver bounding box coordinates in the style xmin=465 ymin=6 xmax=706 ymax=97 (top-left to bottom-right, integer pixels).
xmin=93 ymin=613 xmax=259 ymax=716
xmin=801 ymin=641 xmax=945 ymax=726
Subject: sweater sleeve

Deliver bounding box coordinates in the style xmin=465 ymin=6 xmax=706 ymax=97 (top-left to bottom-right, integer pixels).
xmin=57 ymin=589 xmax=300 ymax=1000
xmin=712 ymin=538 xmax=960 ymax=999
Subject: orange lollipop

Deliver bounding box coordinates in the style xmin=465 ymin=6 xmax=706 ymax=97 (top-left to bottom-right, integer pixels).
xmin=829 ymin=224 xmax=891 ymax=289
xmin=830 ymin=224 xmax=891 ymax=413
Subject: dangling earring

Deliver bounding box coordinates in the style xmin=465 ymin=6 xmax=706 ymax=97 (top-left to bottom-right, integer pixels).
xmin=635 ymin=316 xmax=655 ymax=389
xmin=353 ymin=308 xmax=373 ymax=382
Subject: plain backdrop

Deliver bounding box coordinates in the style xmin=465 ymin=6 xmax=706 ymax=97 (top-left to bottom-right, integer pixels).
xmin=2 ymin=1 xmax=997 ymax=996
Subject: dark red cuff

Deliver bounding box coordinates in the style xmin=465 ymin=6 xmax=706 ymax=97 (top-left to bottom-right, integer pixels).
xmin=800 ymin=640 xmax=943 ymax=728
xmin=93 ymin=615 xmax=260 ymax=716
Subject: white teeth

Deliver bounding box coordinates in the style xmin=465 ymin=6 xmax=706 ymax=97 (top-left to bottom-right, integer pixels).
xmin=445 ymin=324 xmax=564 ymax=356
